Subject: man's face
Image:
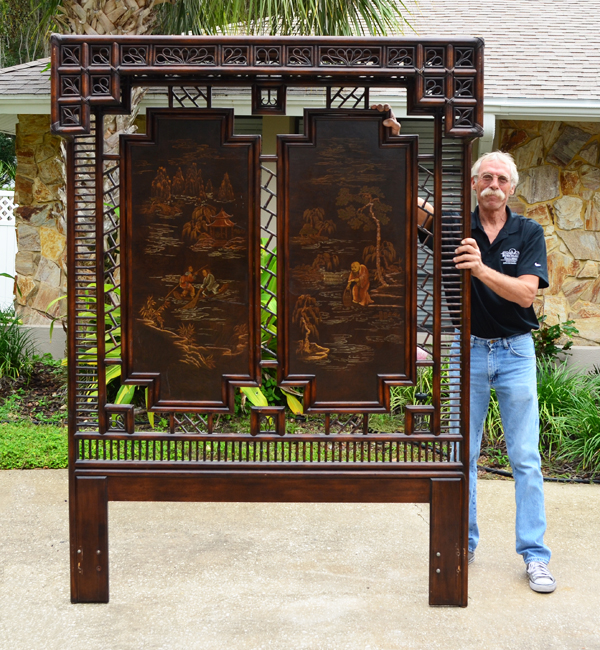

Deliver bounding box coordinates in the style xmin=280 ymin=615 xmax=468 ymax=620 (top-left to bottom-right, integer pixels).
xmin=471 ymin=159 xmax=515 ymax=213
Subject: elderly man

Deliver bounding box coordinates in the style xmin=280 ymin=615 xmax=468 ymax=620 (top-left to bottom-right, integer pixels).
xmin=373 ymin=104 xmax=555 ymax=593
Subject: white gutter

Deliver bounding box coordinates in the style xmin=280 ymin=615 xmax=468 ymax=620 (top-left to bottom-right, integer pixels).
xmin=2 ymin=93 xmax=600 ymax=123
xmin=484 ymin=97 xmax=600 ymax=122
xmin=0 ymin=96 xmax=51 ymax=114
xmin=478 ymin=113 xmax=496 ymax=155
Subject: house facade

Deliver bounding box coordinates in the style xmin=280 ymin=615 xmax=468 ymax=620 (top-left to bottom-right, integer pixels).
xmin=411 ymin=0 xmax=600 ymax=351
xmin=1 ymin=2 xmax=599 ymax=356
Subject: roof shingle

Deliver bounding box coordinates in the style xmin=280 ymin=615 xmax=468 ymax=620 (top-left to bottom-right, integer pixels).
xmin=0 ymin=58 xmax=50 ymax=95
xmin=2 ymin=2 xmax=600 ymax=104
xmin=411 ymin=0 xmax=600 ymax=100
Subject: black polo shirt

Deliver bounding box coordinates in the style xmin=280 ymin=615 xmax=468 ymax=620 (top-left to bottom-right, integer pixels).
xmin=421 ymin=206 xmax=549 ymax=338
xmin=468 ymin=206 xmax=548 ymax=338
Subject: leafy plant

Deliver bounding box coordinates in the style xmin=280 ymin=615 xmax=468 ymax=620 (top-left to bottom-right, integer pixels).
xmin=0 ymin=272 xmax=21 ymax=297
xmin=240 ymin=240 xmax=303 ymax=415
xmin=536 ymin=359 xmax=600 ymax=475
xmin=260 ymin=239 xmax=278 ymax=360
xmin=483 ymin=389 xmax=503 ymax=446
xmin=50 ymin=283 xmax=146 ymax=411
xmin=481 ymin=358 xmax=600 ymax=477
xmin=532 ymin=315 xmax=579 ymax=361
xmin=0 ymin=308 xmax=35 ymax=380
xmin=390 ymin=365 xmax=434 ymax=414
xmin=240 ymin=369 xmax=303 ymax=416
xmin=0 ymin=160 xmax=16 ymax=189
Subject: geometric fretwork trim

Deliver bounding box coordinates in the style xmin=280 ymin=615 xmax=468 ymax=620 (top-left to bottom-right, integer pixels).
xmin=51 ymin=35 xmax=484 ymax=137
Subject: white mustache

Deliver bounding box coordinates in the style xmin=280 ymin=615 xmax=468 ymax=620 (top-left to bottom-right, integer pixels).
xmin=481 ymin=187 xmax=506 ymax=200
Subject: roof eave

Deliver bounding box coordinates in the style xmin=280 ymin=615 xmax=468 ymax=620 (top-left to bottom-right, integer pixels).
xmin=2 ymin=93 xmax=600 ymax=133
xmin=0 ymin=96 xmax=52 ymax=115
xmin=484 ymin=96 xmax=600 ymax=122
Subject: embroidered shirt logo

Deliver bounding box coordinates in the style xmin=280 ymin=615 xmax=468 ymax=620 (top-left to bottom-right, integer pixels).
xmin=500 ymin=248 xmax=520 ymax=265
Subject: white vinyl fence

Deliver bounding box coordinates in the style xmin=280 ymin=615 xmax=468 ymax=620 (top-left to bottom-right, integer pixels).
xmin=0 ymin=190 xmax=17 ymax=310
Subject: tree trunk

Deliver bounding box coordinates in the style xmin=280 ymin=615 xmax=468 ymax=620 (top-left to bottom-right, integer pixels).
xmin=54 ymin=1 xmax=155 ymax=296
xmin=300 ymin=314 xmax=311 ymax=353
xmin=369 ymin=211 xmax=387 ymax=287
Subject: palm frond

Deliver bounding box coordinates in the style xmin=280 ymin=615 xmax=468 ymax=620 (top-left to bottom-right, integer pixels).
xmin=154 ymin=0 xmax=414 ymax=37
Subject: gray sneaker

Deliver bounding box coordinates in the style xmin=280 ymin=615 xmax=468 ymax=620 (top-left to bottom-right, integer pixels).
xmin=468 ymin=551 xmax=475 ymax=565
xmin=526 ymin=561 xmax=556 ymax=593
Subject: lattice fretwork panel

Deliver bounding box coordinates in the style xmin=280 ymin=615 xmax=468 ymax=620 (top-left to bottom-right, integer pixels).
xmin=68 ymin=92 xmax=468 ymax=461
xmin=72 ymin=121 xmax=99 ymax=432
xmin=439 ymin=133 xmax=466 ymax=436
xmin=169 ymin=86 xmax=211 ymax=109
xmin=260 ymin=161 xmax=278 ymax=363
xmin=326 ymin=86 xmax=370 ymax=109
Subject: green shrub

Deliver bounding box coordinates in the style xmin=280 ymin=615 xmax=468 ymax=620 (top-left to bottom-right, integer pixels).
xmin=536 ymin=359 xmax=600 ymax=474
xmin=0 ymin=308 xmax=35 ymax=379
xmin=532 ymin=315 xmax=579 ymax=361
xmin=389 ymin=355 xmax=600 ymax=476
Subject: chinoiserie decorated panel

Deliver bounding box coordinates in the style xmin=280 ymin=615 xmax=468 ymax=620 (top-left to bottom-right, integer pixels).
xmin=278 ymin=111 xmax=417 ymax=412
xmin=121 ymin=109 xmax=261 ymax=411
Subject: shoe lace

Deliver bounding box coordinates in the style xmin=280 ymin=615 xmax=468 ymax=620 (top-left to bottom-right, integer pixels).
xmin=528 ymin=561 xmax=554 ymax=584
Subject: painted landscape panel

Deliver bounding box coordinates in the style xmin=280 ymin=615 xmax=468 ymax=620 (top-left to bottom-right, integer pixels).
xmin=122 ymin=110 xmax=259 ymax=409
xmin=280 ymin=112 xmax=415 ymax=409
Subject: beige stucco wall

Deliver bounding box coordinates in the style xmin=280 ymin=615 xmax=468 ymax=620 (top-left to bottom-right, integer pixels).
xmin=499 ymin=120 xmax=600 ymax=346
xmin=13 ymin=114 xmax=67 ymax=324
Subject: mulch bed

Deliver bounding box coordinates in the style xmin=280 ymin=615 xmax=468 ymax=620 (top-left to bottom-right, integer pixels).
xmin=0 ymin=361 xmax=67 ymax=424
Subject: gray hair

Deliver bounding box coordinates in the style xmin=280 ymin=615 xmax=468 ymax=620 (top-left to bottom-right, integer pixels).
xmin=471 ymin=151 xmax=519 ymax=187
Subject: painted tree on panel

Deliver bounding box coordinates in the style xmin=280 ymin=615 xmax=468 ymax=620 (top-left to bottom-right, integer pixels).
xmin=336 ymin=186 xmax=393 ymax=287
xmin=292 ymin=294 xmax=329 ymax=361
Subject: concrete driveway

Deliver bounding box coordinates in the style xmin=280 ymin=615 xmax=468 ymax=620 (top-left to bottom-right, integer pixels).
xmin=0 ymin=470 xmax=598 ymax=650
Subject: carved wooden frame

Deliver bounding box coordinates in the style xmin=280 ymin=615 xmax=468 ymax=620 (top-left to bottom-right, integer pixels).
xmin=52 ymin=34 xmax=481 ymax=608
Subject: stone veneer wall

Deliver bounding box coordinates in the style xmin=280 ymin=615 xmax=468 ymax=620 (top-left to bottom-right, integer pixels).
xmin=14 ymin=115 xmax=67 ymax=324
xmin=500 ymin=120 xmax=600 ymax=346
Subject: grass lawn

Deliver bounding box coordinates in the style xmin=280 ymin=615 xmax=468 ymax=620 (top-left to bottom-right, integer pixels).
xmin=0 ymin=422 xmax=67 ymax=469
xmin=0 ymin=357 xmax=68 ymax=469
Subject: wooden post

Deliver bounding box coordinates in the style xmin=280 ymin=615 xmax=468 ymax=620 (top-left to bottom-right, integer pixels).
xmin=71 ymin=476 xmax=109 ymax=603
xmin=429 ymin=477 xmax=467 ymax=606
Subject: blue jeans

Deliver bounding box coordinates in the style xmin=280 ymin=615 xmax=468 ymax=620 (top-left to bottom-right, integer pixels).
xmin=468 ymin=333 xmax=551 ymax=564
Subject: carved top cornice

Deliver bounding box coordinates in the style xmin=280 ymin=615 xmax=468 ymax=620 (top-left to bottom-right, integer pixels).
xmin=51 ymin=35 xmax=484 ymax=137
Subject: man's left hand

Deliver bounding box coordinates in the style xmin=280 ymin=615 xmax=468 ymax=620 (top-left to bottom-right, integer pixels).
xmin=370 ymin=104 xmax=401 ymax=135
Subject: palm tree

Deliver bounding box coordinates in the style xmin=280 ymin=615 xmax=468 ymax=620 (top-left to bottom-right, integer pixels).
xmin=0 ymin=0 xmax=50 ymax=67
xmin=35 ymin=0 xmax=412 ymax=43
xmin=20 ymin=0 xmax=412 ymax=329
xmin=28 ymin=0 xmax=414 ymax=189
xmin=153 ymin=1 xmax=413 ymax=37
